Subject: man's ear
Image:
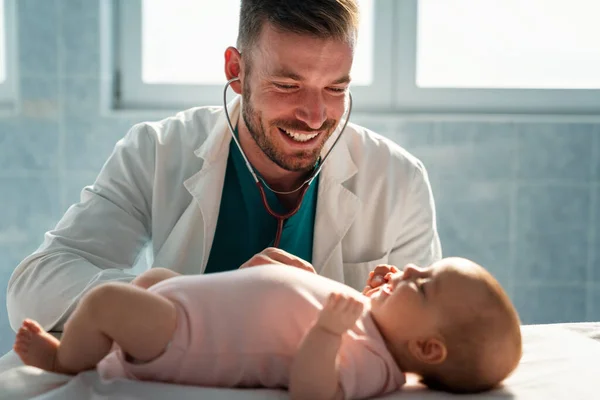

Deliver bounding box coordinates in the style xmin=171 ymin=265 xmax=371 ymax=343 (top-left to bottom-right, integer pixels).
xmin=224 ymin=46 xmax=243 ymax=94
xmin=408 ymin=336 xmax=447 ymax=365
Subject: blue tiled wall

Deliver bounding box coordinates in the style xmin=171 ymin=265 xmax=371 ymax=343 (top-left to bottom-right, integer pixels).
xmin=1 ymin=0 xmax=599 ymax=354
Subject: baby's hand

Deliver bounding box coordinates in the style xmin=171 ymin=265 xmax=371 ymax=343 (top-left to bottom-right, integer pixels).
xmin=362 ymin=264 xmax=402 ymax=295
xmin=316 ymin=293 xmax=364 ymax=336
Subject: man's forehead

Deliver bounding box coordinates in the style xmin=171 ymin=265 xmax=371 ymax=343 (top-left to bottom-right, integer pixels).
xmin=252 ymin=23 xmax=353 ymax=64
xmin=268 ymin=67 xmax=303 ymax=81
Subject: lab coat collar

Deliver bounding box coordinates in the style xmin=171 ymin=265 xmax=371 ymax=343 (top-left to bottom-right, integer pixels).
xmin=312 ymin=119 xmax=360 ymax=274
xmin=192 ymin=96 xmax=240 ymax=164
xmin=184 ymin=97 xmax=239 ymax=271
xmin=319 ymin=119 xmax=358 ymax=186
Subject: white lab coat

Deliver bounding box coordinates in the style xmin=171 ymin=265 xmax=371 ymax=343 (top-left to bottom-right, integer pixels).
xmin=7 ymin=97 xmax=441 ymax=332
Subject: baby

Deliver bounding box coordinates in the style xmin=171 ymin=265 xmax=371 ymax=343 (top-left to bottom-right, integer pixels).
xmin=13 ymin=257 xmax=522 ymax=399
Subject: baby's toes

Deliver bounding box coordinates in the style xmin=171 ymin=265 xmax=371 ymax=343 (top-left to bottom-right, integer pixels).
xmin=23 ymin=319 xmax=42 ymax=333
xmin=13 ymin=336 xmax=29 ymax=353
xmin=15 ymin=331 xmax=30 ymax=342
xmin=17 ymin=327 xmax=32 ymax=341
xmin=13 ymin=342 xmax=28 ymax=354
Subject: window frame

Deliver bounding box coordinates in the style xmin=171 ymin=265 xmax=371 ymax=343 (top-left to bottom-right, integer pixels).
xmin=0 ymin=0 xmax=16 ymax=110
xmin=114 ymin=0 xmax=600 ymax=114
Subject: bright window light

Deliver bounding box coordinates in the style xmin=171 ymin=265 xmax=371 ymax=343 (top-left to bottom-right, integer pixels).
xmin=142 ymin=0 xmax=373 ymax=85
xmin=0 ymin=0 xmax=6 ymax=83
xmin=416 ymin=0 xmax=600 ymax=89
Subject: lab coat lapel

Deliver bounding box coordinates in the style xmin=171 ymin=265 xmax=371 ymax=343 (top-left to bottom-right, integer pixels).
xmin=312 ymin=129 xmax=360 ymax=275
xmin=182 ymin=97 xmax=241 ymax=272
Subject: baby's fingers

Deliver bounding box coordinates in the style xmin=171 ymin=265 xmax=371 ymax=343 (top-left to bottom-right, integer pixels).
xmin=325 ymin=293 xmax=343 ymax=310
xmin=325 ymin=293 xmax=360 ymax=311
xmin=367 ymin=264 xmax=399 ymax=288
xmin=331 ymin=295 xmax=363 ymax=316
xmin=344 ymin=297 xmax=364 ymax=316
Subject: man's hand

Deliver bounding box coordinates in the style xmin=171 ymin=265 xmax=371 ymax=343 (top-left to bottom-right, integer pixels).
xmin=361 ymin=264 xmax=404 ymax=295
xmin=239 ymin=247 xmax=316 ymax=273
xmin=316 ymin=293 xmax=364 ymax=336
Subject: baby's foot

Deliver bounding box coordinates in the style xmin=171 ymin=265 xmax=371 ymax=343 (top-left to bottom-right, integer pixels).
xmin=13 ymin=319 xmax=61 ymax=372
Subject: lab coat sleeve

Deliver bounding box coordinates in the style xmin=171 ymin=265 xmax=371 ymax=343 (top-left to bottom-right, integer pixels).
xmin=7 ymin=124 xmax=156 ymax=332
xmin=388 ymin=159 xmax=442 ymax=268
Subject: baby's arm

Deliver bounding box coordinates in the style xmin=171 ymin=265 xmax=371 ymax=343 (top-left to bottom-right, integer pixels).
xmin=131 ymin=267 xmax=181 ymax=289
xmin=289 ymin=293 xmax=364 ymax=400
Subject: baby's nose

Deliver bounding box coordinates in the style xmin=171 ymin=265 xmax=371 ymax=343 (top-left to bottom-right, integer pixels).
xmin=401 ymin=264 xmax=428 ymax=281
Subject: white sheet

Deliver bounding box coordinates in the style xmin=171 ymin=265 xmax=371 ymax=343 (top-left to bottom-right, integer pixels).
xmin=1 ymin=324 xmax=599 ymax=400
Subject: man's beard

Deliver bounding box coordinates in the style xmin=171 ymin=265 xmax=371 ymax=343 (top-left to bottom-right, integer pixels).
xmin=241 ymin=83 xmax=337 ymax=172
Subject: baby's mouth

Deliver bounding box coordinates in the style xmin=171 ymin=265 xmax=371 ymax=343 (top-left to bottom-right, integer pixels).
xmin=382 ymin=284 xmax=393 ymax=296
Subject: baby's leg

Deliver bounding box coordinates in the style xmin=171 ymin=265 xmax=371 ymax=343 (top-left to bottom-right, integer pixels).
xmin=131 ymin=267 xmax=181 ymax=289
xmin=14 ymin=282 xmax=177 ymax=375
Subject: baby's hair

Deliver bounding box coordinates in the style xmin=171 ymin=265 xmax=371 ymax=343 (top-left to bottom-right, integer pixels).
xmin=420 ymin=278 xmax=522 ymax=393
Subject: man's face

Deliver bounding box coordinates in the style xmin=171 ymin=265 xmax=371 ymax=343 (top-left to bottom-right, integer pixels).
xmin=240 ymin=23 xmax=353 ymax=172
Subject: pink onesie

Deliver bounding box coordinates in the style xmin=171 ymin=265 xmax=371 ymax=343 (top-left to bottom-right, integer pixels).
xmin=97 ymin=266 xmax=405 ymax=399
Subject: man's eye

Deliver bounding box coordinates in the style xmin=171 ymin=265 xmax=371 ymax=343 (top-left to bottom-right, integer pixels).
xmin=274 ymin=83 xmax=297 ymax=90
xmin=327 ymin=87 xmax=347 ymax=93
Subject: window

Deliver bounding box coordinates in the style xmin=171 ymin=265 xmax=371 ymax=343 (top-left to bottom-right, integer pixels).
xmin=416 ymin=0 xmax=600 ymax=90
xmin=395 ymin=0 xmax=600 ymax=113
xmin=116 ymin=0 xmax=392 ymax=111
xmin=0 ymin=0 xmax=16 ymax=109
xmin=115 ymin=0 xmax=600 ymax=114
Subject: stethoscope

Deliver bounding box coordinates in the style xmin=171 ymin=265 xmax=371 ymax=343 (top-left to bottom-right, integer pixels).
xmin=223 ymin=77 xmax=353 ymax=247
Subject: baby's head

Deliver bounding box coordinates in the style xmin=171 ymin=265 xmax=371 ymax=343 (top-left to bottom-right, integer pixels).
xmin=369 ymin=257 xmax=522 ymax=393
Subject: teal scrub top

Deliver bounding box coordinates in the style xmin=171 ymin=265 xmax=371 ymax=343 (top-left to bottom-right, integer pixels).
xmin=204 ymin=131 xmax=319 ymax=273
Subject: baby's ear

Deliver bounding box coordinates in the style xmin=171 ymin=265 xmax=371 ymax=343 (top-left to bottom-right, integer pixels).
xmin=408 ymin=336 xmax=447 ymax=365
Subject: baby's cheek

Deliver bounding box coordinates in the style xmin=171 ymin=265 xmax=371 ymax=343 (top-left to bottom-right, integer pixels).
xmin=395 ymin=292 xmax=423 ymax=315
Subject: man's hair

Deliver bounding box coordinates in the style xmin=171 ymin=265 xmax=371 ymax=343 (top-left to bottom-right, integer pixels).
xmin=420 ymin=281 xmax=522 ymax=394
xmin=236 ymin=0 xmax=360 ymax=53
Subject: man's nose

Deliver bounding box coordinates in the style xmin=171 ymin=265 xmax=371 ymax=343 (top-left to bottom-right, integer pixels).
xmin=295 ymin=90 xmax=327 ymax=130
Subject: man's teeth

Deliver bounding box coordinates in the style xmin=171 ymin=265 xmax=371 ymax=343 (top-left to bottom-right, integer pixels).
xmin=282 ymin=128 xmax=318 ymax=142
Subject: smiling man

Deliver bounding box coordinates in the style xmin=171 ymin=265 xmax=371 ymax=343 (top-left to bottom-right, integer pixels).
xmin=7 ymin=0 xmax=442 ymax=333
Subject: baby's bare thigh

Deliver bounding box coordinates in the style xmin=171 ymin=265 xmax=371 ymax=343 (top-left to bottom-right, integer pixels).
xmin=82 ymin=282 xmax=178 ymax=361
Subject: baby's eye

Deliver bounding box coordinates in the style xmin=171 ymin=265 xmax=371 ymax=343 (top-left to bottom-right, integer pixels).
xmin=416 ymin=279 xmax=426 ymax=295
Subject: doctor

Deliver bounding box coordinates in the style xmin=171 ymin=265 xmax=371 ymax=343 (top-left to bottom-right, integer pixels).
xmin=7 ymin=0 xmax=441 ymax=333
